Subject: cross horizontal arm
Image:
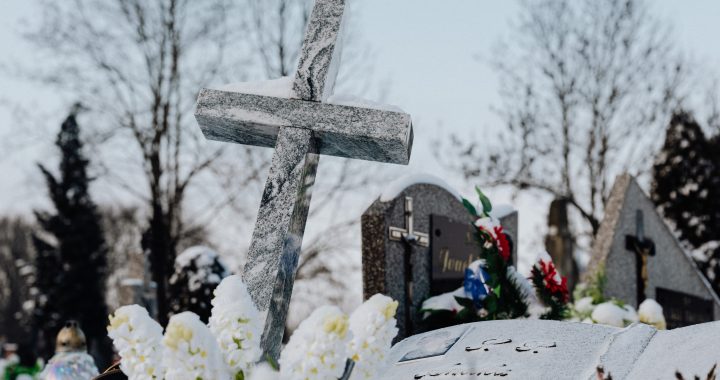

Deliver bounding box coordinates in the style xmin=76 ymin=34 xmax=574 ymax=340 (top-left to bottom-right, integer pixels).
xmin=195 ymin=88 xmax=414 ymax=164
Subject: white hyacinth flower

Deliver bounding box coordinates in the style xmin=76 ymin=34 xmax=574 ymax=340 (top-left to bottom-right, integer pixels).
xmin=347 ymin=294 xmax=399 ymax=380
xmin=280 ymin=306 xmax=350 ymax=380
xmin=209 ymin=275 xmax=263 ymax=379
xmin=162 ymin=312 xmax=229 ymax=380
xmin=639 ymin=299 xmax=667 ymax=330
xmin=107 ymin=305 xmax=164 ymax=380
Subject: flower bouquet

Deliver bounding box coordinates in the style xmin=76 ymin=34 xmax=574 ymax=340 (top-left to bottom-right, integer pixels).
xmin=101 ymin=275 xmax=399 ymax=380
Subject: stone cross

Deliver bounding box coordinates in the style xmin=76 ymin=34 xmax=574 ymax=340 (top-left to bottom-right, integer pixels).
xmin=194 ymin=0 xmax=413 ymax=359
xmin=625 ymin=210 xmax=655 ymax=303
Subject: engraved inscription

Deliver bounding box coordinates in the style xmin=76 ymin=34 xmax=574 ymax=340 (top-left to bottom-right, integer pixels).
xmin=515 ymin=341 xmax=557 ymax=354
xmin=466 ymin=338 xmax=513 ymax=352
xmin=414 ymin=363 xmax=511 ymax=379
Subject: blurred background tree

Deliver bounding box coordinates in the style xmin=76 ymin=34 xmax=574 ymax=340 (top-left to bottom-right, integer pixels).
xmin=19 ymin=0 xmax=379 ymax=334
xmin=652 ymin=110 xmax=720 ymax=294
xmin=440 ymin=0 xmax=691 ymax=285
xmin=0 ymin=217 xmax=35 ymax=345
xmin=32 ymin=110 xmax=113 ymax=367
xmin=167 ymin=246 xmax=228 ymax=323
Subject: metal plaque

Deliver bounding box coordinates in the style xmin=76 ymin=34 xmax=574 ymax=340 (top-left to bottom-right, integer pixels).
xmin=430 ymin=215 xmax=480 ymax=295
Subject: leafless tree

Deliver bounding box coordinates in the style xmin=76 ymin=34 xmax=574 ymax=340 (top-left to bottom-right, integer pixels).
xmin=24 ymin=0 xmax=268 ymax=324
xmin=23 ymin=0 xmax=382 ymax=325
xmin=705 ymin=80 xmax=720 ymax=134
xmin=442 ymin=0 xmax=688 ymax=243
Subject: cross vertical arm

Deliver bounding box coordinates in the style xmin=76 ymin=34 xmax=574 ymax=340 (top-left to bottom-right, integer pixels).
xmin=293 ymin=0 xmax=346 ymax=102
xmin=242 ymin=127 xmax=319 ymax=360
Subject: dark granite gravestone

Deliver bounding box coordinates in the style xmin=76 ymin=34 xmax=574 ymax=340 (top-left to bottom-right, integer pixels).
xmin=586 ymin=174 xmax=720 ymax=326
xmin=361 ymin=176 xmax=518 ymax=340
xmin=194 ymin=0 xmax=414 ymax=359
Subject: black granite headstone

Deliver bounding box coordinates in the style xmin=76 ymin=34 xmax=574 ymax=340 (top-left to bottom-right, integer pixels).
xmin=361 ymin=181 xmax=518 ymax=340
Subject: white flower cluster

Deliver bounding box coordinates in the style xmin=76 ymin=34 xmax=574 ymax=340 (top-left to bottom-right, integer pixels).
xmin=280 ymin=306 xmax=351 ymax=380
xmin=162 ymin=312 xmax=229 ymax=380
xmin=108 ymin=305 xmax=164 ymax=380
xmin=108 ymin=276 xmax=401 ymax=380
xmin=347 ymin=294 xmax=399 ymax=380
xmin=572 ymin=297 xmax=666 ymax=329
xmin=209 ymin=275 xmax=263 ymax=378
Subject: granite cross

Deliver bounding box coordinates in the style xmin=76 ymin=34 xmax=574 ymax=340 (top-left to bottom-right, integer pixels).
xmin=625 ymin=210 xmax=656 ymax=303
xmin=194 ymin=0 xmax=414 ymax=359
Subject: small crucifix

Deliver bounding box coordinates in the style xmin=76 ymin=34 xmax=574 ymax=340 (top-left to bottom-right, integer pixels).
xmin=388 ymin=196 xmax=429 ymax=335
xmin=389 ymin=197 xmax=429 ymax=247
xmin=625 ymin=210 xmax=655 ymax=304
xmin=194 ymin=0 xmax=413 ymax=360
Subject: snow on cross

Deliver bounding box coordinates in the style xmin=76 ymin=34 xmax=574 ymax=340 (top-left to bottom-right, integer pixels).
xmin=193 ymin=0 xmax=414 ymax=360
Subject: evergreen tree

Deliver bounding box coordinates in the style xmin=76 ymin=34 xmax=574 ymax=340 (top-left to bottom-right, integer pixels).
xmin=30 ymin=234 xmax=61 ymax=360
xmin=33 ymin=109 xmax=113 ymax=367
xmin=651 ymin=111 xmax=720 ymax=293
xmin=700 ymin=134 xmax=720 ymax=292
xmin=652 ymin=112 xmax=715 ymax=246
xmin=167 ymin=246 xmax=228 ymax=323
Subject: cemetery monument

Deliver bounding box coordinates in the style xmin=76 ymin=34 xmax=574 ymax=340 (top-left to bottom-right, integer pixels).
xmin=194 ymin=0 xmax=414 ymax=359
xmin=361 ymin=175 xmax=518 ymax=339
xmin=586 ymin=174 xmax=720 ymax=328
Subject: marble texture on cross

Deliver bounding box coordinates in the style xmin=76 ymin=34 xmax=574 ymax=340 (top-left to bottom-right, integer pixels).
xmin=193 ymin=0 xmax=414 ymax=360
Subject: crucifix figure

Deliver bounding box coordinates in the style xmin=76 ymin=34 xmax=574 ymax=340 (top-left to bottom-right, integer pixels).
xmin=194 ymin=0 xmax=413 ymax=359
xmin=388 ymin=196 xmax=429 ymax=336
xmin=625 ymin=210 xmax=656 ymax=304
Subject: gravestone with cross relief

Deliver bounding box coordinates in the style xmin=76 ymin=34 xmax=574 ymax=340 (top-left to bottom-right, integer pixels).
xmin=361 ymin=175 xmax=518 ymax=340
xmin=381 ymin=319 xmax=720 ymax=379
xmin=586 ymin=174 xmax=720 ymax=328
xmin=194 ymin=0 xmax=414 ymax=359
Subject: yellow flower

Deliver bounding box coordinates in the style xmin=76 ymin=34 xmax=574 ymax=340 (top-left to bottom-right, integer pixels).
xmin=164 ymin=322 xmax=194 ymax=350
xmin=323 ymin=315 xmax=349 ymax=337
xmin=383 ymin=300 xmax=399 ymax=320
xmin=108 ymin=312 xmax=129 ymax=331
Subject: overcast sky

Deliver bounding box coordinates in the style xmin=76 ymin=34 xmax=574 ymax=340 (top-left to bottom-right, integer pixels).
xmin=1 ymin=0 xmax=719 ymax=276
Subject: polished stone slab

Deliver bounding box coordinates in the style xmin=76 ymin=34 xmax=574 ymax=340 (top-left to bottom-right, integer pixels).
xmin=383 ymin=319 xmax=720 ymax=379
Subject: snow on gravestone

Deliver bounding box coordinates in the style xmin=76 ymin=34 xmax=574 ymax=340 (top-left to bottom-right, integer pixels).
xmin=585 ymin=174 xmax=720 ymax=328
xmin=381 ymin=319 xmax=720 ymax=379
xmin=361 ymin=174 xmax=518 ymax=341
